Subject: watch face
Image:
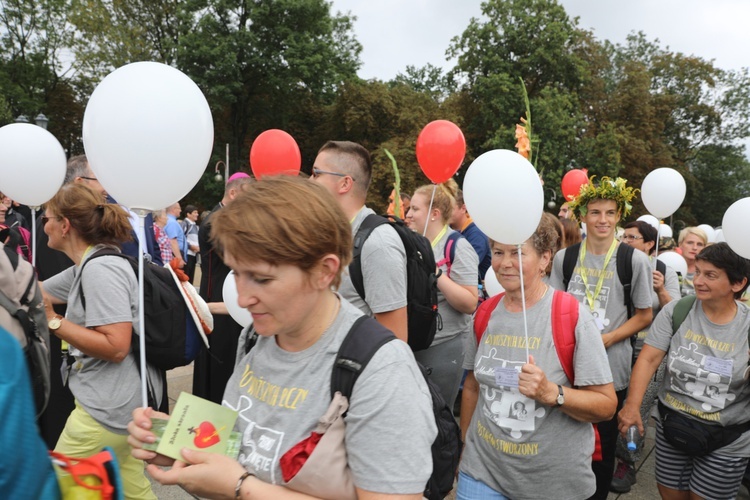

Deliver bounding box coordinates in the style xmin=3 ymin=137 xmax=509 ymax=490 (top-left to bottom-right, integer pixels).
xmin=49 ymin=317 xmax=62 ymax=330
xmin=557 ymin=394 xmax=565 ymax=405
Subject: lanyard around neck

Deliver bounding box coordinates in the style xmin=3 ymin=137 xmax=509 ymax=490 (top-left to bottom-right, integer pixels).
xmin=579 ymin=239 xmax=617 ymax=312
xmin=431 ymin=225 xmax=448 ymax=249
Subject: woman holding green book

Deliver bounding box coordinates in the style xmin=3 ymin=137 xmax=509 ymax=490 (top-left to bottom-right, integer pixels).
xmin=128 ymin=176 xmax=436 ymax=499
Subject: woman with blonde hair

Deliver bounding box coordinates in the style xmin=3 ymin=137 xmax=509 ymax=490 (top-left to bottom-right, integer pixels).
xmin=40 ymin=183 xmax=162 ymax=499
xmin=128 ymin=176 xmax=436 ymax=499
xmin=678 ymin=227 xmax=708 ymax=296
xmin=406 ymin=179 xmax=478 ymax=406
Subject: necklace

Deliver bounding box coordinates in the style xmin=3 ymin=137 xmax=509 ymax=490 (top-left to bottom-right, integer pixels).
xmin=505 ymin=283 xmax=548 ymax=311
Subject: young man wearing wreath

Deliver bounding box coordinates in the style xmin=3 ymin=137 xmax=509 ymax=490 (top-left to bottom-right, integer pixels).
xmin=549 ymin=177 xmax=653 ymax=500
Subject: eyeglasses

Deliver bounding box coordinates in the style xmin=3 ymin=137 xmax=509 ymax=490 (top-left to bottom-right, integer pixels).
xmin=80 ymin=176 xmax=99 ymax=182
xmin=622 ymin=234 xmax=643 ymax=241
xmin=311 ymin=168 xmax=355 ymax=181
xmin=41 ymin=215 xmax=61 ymax=226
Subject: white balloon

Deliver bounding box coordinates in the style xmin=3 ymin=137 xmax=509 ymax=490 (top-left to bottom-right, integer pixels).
xmin=463 ymin=150 xmax=544 ymax=245
xmin=484 ymin=267 xmax=505 ymax=297
xmin=722 ymin=198 xmax=750 ymax=259
xmin=0 ymin=123 xmax=66 ymax=206
xmin=659 ymin=223 xmax=673 ymax=239
xmin=697 ymin=224 xmax=716 ymax=243
xmin=83 ymin=62 xmax=214 ymax=211
xmin=637 ymin=214 xmax=659 ymax=231
xmin=657 ymin=251 xmax=688 ymax=278
xmin=714 ymin=228 xmax=725 ymax=243
xmin=222 ymin=271 xmax=254 ymax=328
xmin=641 ymin=168 xmax=686 ymax=218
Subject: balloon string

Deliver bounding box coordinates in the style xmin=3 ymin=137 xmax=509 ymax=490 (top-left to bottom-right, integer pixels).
xmin=654 ymin=232 xmax=660 ymax=272
xmin=31 ymin=207 xmax=37 ymax=269
xmin=518 ymin=243 xmax=530 ymax=362
xmin=137 ymin=212 xmax=147 ymax=408
xmin=423 ymin=184 xmax=437 ymax=237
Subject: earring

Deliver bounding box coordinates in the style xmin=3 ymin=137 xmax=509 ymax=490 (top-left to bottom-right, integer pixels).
xmin=431 ymin=218 xmax=435 ymax=221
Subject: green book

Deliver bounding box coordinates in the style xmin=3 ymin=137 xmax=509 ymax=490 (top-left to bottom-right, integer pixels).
xmin=143 ymin=392 xmax=241 ymax=462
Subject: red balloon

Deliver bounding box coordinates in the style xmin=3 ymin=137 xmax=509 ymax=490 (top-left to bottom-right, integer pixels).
xmin=249 ymin=129 xmax=301 ymax=179
xmin=416 ymin=120 xmax=466 ymax=184
xmin=561 ymin=169 xmax=589 ymax=201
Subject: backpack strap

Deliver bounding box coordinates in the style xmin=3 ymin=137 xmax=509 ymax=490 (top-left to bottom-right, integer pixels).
xmin=349 ymin=214 xmax=389 ymax=300
xmin=549 ymin=289 xmax=602 ymax=460
xmin=561 ymin=242 xmax=581 ymax=291
xmin=331 ymin=315 xmax=396 ymax=400
xmin=473 ymin=293 xmax=504 ymax=345
xmin=550 ymin=289 xmax=580 ymax=384
xmin=671 ymin=295 xmax=696 ymax=335
xmin=615 ymin=243 xmax=635 ymax=319
xmin=435 ymin=232 xmax=462 ymax=278
xmin=78 ymin=248 xmax=127 ymax=310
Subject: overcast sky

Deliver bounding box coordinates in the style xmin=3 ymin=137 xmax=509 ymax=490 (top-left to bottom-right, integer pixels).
xmin=330 ymin=0 xmax=750 ymax=80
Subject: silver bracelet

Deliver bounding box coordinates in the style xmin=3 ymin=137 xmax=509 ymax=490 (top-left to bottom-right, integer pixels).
xmin=235 ymin=471 xmax=251 ymax=499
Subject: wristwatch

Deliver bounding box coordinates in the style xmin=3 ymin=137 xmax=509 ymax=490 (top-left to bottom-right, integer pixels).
xmin=48 ymin=315 xmax=64 ymax=331
xmin=555 ymin=384 xmax=565 ymax=407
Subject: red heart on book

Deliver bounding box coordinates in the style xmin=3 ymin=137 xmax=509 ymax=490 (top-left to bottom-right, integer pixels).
xmin=190 ymin=421 xmax=221 ymax=448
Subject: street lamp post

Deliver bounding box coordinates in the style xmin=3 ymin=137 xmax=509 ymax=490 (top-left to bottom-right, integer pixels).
xmin=34 ymin=114 xmax=49 ymax=129
xmin=545 ymin=188 xmax=558 ymax=210
xmin=15 ymin=114 xmax=48 ymax=129
xmin=213 ymin=143 xmax=230 ymax=183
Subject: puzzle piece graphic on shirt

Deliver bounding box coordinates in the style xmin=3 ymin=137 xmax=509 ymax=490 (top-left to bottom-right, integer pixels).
xmin=476 ymin=348 xmax=546 ymax=439
xmin=487 ymin=394 xmax=546 ymax=439
xmin=568 ymin=275 xmax=611 ymax=328
xmin=669 ymin=343 xmax=735 ymax=411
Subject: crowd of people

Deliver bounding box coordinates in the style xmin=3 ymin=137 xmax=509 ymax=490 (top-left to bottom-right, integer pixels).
xmin=1 ymin=142 xmax=749 ymax=500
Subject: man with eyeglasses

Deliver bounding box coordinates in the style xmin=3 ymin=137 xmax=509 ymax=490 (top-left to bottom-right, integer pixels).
xmin=310 ymin=141 xmax=408 ymax=342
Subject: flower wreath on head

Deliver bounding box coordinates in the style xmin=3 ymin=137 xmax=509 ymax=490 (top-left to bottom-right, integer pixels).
xmin=568 ymin=176 xmax=638 ymax=221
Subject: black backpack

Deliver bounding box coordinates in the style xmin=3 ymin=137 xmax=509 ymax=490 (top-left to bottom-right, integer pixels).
xmin=0 ymin=242 xmax=51 ymax=417
xmin=332 ymin=316 xmax=462 ymax=500
xmin=349 ymin=214 xmax=438 ymax=352
xmin=79 ymin=248 xmax=206 ymax=371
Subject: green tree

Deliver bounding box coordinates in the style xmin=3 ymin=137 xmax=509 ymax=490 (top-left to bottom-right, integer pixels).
xmin=317 ymin=79 xmax=453 ymax=212
xmin=68 ymin=0 xmax=180 ymax=85
xmin=446 ymin=0 xmax=597 ymax=195
xmin=689 ymin=144 xmax=750 ymax=226
xmin=596 ymin=33 xmax=750 ymax=220
xmin=0 ymin=0 xmax=83 ymax=152
xmin=177 ymin=0 xmax=361 ymax=180
xmin=0 ymin=93 xmax=11 ymax=124
xmin=0 ymin=0 xmax=72 ymax=115
xmin=392 ymin=63 xmax=453 ymax=102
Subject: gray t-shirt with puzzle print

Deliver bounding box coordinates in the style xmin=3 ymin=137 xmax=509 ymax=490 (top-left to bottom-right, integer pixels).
xmin=461 ymin=290 xmax=612 ymax=499
xmin=646 ymin=299 xmax=750 ymax=457
xmin=550 ymin=243 xmax=653 ymax=390
xmin=222 ymin=299 xmax=436 ymax=493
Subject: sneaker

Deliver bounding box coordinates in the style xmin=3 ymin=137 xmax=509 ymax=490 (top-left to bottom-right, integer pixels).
xmin=609 ymin=460 xmax=636 ymax=493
